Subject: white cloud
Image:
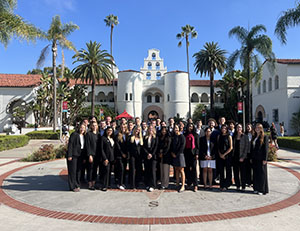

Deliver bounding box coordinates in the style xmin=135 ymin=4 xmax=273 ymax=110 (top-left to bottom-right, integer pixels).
xmin=43 ymin=0 xmax=76 ymax=12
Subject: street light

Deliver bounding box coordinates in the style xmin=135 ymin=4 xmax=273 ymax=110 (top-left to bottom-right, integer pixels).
xmin=59 ymin=93 xmax=64 ymax=142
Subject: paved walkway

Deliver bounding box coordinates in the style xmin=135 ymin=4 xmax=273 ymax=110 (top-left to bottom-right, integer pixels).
xmin=0 ymin=145 xmax=299 ymax=231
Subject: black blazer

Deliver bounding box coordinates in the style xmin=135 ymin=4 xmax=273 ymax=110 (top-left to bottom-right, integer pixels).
xmin=67 ymin=132 xmax=86 ymax=158
xmin=128 ymin=136 xmax=143 ymax=158
xmin=85 ymin=131 xmax=99 ymax=157
xmin=143 ymin=136 xmax=158 ymax=160
xmin=157 ymin=135 xmax=171 ymax=164
xmin=199 ymin=136 xmax=215 ymax=160
xmin=251 ymin=135 xmax=269 ymax=161
xmin=101 ymin=136 xmax=115 ymax=162
xmin=114 ymin=134 xmax=129 ymax=159
xmin=170 ymin=134 xmax=186 ymax=156
xmin=233 ymin=134 xmax=250 ymax=159
xmin=184 ymin=132 xmax=200 ymax=156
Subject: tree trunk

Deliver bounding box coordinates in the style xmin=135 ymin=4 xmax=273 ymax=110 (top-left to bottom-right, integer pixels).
xmin=91 ymin=81 xmax=95 ymax=116
xmin=61 ymin=49 xmax=65 ymax=79
xmin=110 ymin=25 xmax=117 ymax=113
xmin=185 ymin=36 xmax=191 ymax=118
xmin=210 ymin=71 xmax=215 ymax=118
xmin=52 ymin=41 xmax=57 ymax=132
xmin=246 ymin=55 xmax=251 ymax=124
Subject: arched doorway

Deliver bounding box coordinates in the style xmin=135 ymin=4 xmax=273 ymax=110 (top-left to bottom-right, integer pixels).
xmin=148 ymin=111 xmax=159 ymax=120
xmin=257 ymin=111 xmax=263 ymax=123
xmin=255 ymin=105 xmax=266 ymax=122
xmin=143 ymin=105 xmax=164 ymax=121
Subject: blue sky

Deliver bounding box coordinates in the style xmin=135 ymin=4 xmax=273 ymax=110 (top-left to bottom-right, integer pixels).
xmin=1 ymin=0 xmax=300 ymax=80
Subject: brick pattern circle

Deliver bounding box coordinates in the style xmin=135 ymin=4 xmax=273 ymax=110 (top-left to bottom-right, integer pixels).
xmin=0 ymin=161 xmax=300 ymax=225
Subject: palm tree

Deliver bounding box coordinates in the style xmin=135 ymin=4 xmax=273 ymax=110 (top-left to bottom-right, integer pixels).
xmin=193 ymin=42 xmax=226 ymax=118
xmin=176 ymin=25 xmax=197 ymax=118
xmin=37 ymin=15 xmax=79 ymax=132
xmin=0 ymin=0 xmax=43 ymax=48
xmin=228 ymin=24 xmax=275 ymax=123
xmin=275 ymin=2 xmax=300 ymax=44
xmin=104 ymin=14 xmax=119 ymax=113
xmin=72 ymin=41 xmax=115 ymax=116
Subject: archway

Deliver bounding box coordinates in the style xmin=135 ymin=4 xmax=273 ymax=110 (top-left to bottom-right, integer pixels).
xmin=148 ymin=111 xmax=159 ymax=120
xmin=143 ymin=105 xmax=164 ymax=121
xmin=255 ymin=105 xmax=266 ymax=122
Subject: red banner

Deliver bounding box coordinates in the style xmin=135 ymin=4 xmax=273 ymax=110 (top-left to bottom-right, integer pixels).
xmin=237 ymin=102 xmax=243 ymax=113
xmin=63 ymin=101 xmax=68 ymax=110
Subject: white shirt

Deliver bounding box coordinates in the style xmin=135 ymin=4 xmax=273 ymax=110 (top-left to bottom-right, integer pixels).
xmin=207 ymin=140 xmax=211 ymax=156
xmin=108 ymin=137 xmax=114 ymax=147
xmin=135 ymin=139 xmax=140 ymax=145
xmin=148 ymin=136 xmax=152 ymax=148
xmin=80 ymin=134 xmax=84 ymax=149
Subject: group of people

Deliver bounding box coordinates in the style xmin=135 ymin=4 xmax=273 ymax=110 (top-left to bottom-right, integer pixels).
xmin=66 ymin=116 xmax=269 ymax=196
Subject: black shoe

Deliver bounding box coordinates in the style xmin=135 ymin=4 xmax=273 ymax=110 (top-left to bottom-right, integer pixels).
xmin=102 ymin=187 xmax=107 ymax=192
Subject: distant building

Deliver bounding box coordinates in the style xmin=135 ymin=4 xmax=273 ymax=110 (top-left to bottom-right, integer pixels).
xmin=252 ymin=59 xmax=300 ymax=135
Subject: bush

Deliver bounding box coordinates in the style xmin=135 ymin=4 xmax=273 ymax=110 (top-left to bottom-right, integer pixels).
xmin=278 ymin=136 xmax=300 ymax=150
xmin=0 ymin=135 xmax=30 ymax=151
xmin=55 ymin=144 xmax=67 ymax=159
xmin=268 ymin=143 xmax=278 ymax=161
xmin=23 ymin=144 xmax=67 ymax=162
xmin=26 ymin=130 xmax=60 ymax=140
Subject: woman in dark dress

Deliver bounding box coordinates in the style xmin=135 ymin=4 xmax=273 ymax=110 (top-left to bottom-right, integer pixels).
xmin=183 ymin=123 xmax=199 ymax=192
xmin=114 ymin=123 xmax=129 ymax=190
xmin=171 ymin=124 xmax=186 ymax=192
xmin=251 ymin=123 xmax=269 ymax=195
xmin=143 ymin=125 xmax=158 ymax=192
xmin=128 ymin=126 xmax=144 ymax=189
xmin=157 ymin=126 xmax=171 ymax=189
xmin=217 ymin=124 xmax=233 ymax=191
xmin=85 ymin=121 xmax=99 ymax=190
xmin=66 ymin=122 xmax=86 ymax=192
xmin=101 ymin=127 xmax=115 ymax=191
xmin=245 ymin=123 xmax=254 ymax=186
xmin=232 ymin=124 xmax=249 ymax=191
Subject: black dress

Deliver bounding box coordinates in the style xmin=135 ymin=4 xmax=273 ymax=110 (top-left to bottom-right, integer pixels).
xmin=171 ymin=134 xmax=186 ymax=167
xmin=218 ymin=134 xmax=233 ymax=189
xmin=85 ymin=131 xmax=100 ymax=182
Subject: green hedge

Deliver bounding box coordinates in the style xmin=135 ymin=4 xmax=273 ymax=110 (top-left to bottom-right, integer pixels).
xmin=26 ymin=130 xmax=60 ymax=140
xmin=0 ymin=135 xmax=30 ymax=152
xmin=278 ymin=136 xmax=300 ymax=150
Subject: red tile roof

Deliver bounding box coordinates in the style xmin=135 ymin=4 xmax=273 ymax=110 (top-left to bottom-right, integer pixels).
xmin=66 ymin=78 xmax=117 ymax=86
xmin=190 ymin=80 xmax=218 ymax=86
xmin=165 ymin=70 xmax=188 ymax=74
xmin=276 ymin=59 xmax=300 ymax=64
xmin=118 ymin=70 xmax=142 ymax=73
xmin=0 ymin=74 xmax=41 ymax=87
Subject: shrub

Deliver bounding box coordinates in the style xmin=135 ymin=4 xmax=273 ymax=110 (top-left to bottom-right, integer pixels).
xmin=55 ymin=144 xmax=67 ymax=159
xmin=0 ymin=135 xmax=30 ymax=151
xmin=26 ymin=130 xmax=60 ymax=140
xmin=23 ymin=144 xmax=56 ymax=161
xmin=277 ymin=136 xmax=300 ymax=150
xmin=268 ymin=143 xmax=278 ymax=161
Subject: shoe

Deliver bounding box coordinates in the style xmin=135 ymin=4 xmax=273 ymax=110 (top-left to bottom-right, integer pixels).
xmin=241 ymin=188 xmax=245 ymax=192
xmin=254 ymin=191 xmax=258 ymax=194
xmin=119 ymin=185 xmax=125 ymax=190
xmin=236 ymin=187 xmax=240 ymax=191
xmin=102 ymin=187 xmax=107 ymax=191
xmin=88 ymin=186 xmax=95 ymax=191
xmin=220 ymin=187 xmax=227 ymax=191
xmin=258 ymin=192 xmax=263 ymax=195
xmin=148 ymin=187 xmax=154 ymax=192
xmin=160 ymin=186 xmax=166 ymax=190
xmin=178 ymin=187 xmax=185 ymax=193
xmin=193 ymin=186 xmax=198 ymax=192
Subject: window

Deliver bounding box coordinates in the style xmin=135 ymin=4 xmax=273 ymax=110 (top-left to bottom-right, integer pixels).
xmin=155 ymin=95 xmax=160 ymax=103
xmin=263 ymin=80 xmax=266 ymax=93
xmin=146 ymin=72 xmax=151 ymax=80
xmin=147 ymin=95 xmax=152 ymax=103
xmin=152 ymin=53 xmax=156 ymax=60
xmin=167 ymin=94 xmax=170 ymax=102
xmin=191 ymin=93 xmax=199 ymax=102
xmin=125 ymin=93 xmax=128 ymax=101
xmin=148 ymin=62 xmax=152 ymax=70
xmin=268 ymin=78 xmax=272 ymax=91
xmin=156 ymin=62 xmax=160 ymax=70
xmin=273 ymin=109 xmax=279 ymax=122
xmin=258 ymin=82 xmax=261 ymax=95
xmin=130 ymin=93 xmax=132 ymax=101
xmin=275 ymin=75 xmax=279 ymax=89
xmin=156 ymin=72 xmax=161 ymax=77
xmin=201 ymin=93 xmax=209 ymax=102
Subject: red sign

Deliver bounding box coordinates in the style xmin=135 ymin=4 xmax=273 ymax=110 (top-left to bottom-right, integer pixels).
xmin=63 ymin=101 xmax=68 ymax=110
xmin=237 ymin=102 xmax=243 ymax=113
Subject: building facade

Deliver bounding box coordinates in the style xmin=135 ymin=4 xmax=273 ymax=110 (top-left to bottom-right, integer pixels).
xmin=252 ymin=59 xmax=300 ymax=135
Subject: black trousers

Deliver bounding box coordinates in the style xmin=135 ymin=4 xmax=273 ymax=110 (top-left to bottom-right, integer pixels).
xmin=102 ymin=162 xmax=112 ymax=189
xmin=115 ymin=157 xmax=127 ymax=186
xmin=144 ymin=158 xmax=158 ymax=188
xmin=129 ymin=155 xmax=143 ymax=188
xmin=87 ymin=156 xmax=99 ymax=182
xmin=184 ymin=150 xmax=198 ymax=186
xmin=245 ymin=158 xmax=253 ymax=185
xmin=219 ymin=157 xmax=232 ymax=188
xmin=253 ymin=159 xmax=269 ymax=194
xmin=67 ymin=156 xmax=82 ymax=190
xmin=233 ymin=159 xmax=246 ymax=189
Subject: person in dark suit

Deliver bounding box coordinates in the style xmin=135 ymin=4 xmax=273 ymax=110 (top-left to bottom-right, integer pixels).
xmin=128 ymin=126 xmax=144 ymax=189
xmin=245 ymin=123 xmax=254 ymax=186
xmin=199 ymin=127 xmax=215 ymax=189
xmin=85 ymin=121 xmax=100 ymax=190
xmin=100 ymin=127 xmax=115 ymax=191
xmin=114 ymin=123 xmax=129 ymax=190
xmin=157 ymin=126 xmax=171 ymax=189
xmin=184 ymin=123 xmax=199 ymax=192
xmin=66 ymin=122 xmax=86 ymax=192
xmin=251 ymin=123 xmax=269 ymax=195
xmin=143 ymin=125 xmax=158 ymax=191
xmin=171 ymin=124 xmax=186 ymax=192
xmin=232 ymin=124 xmax=249 ymax=191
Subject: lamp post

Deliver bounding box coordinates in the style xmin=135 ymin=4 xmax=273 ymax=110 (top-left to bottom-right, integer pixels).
xmin=59 ymin=93 xmax=64 ymax=142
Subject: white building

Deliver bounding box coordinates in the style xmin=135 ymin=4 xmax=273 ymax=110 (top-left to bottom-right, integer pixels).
xmin=252 ymin=59 xmax=300 ymax=135
xmin=0 ymin=49 xmax=222 ymax=132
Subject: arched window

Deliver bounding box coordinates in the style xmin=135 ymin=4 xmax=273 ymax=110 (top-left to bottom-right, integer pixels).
xmin=148 ymin=62 xmax=152 ymax=70
xmin=258 ymin=82 xmax=261 ymax=95
xmin=125 ymin=93 xmax=128 ymax=101
xmin=275 ymin=75 xmax=279 ymax=89
xmin=155 ymin=95 xmax=160 ymax=103
xmin=263 ymin=80 xmax=266 ymax=93
xmin=156 ymin=62 xmax=160 ymax=70
xmin=156 ymin=72 xmax=161 ymax=80
xmin=201 ymin=93 xmax=209 ymax=102
xmin=87 ymin=92 xmax=92 ymax=102
xmin=191 ymin=93 xmax=199 ymax=102
xmin=107 ymin=92 xmax=114 ymax=102
xmin=152 ymin=53 xmax=156 ymax=60
xmin=97 ymin=92 xmax=106 ymax=102
xmin=147 ymin=95 xmax=152 ymax=103
xmin=167 ymin=94 xmax=170 ymax=102
xmin=268 ymin=78 xmax=272 ymax=91
xmin=146 ymin=72 xmax=151 ymax=80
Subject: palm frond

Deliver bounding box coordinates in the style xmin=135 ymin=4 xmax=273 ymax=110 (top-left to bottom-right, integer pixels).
xmin=248 ymin=24 xmax=266 ymax=39
xmin=36 ymin=45 xmax=50 ymax=68
xmin=226 ymin=49 xmax=240 ymax=72
xmin=228 ymin=26 xmax=248 ymax=43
